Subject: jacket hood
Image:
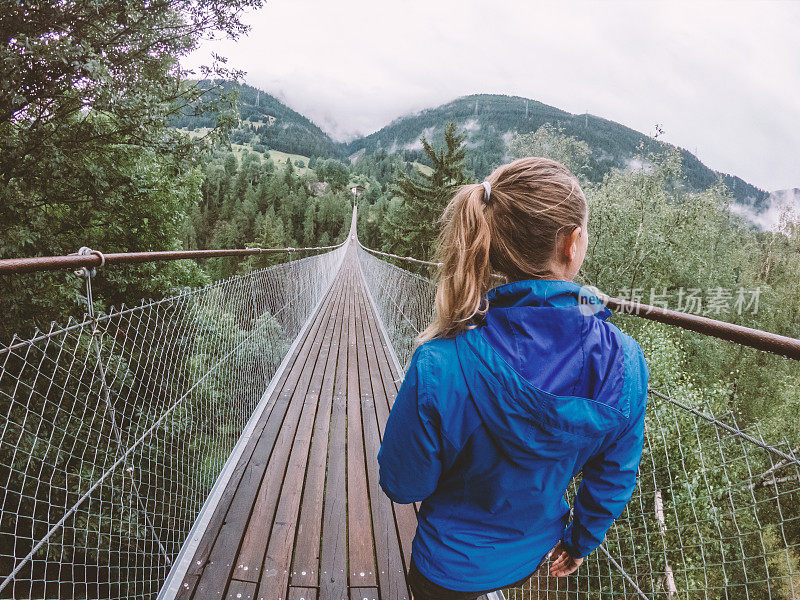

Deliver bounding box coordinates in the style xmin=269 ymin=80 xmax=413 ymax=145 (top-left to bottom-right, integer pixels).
xmin=454 ymin=279 xmax=628 ymax=466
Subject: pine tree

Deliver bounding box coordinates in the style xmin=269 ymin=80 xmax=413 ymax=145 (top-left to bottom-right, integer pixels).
xmin=232 ymin=163 xmax=249 ymax=203
xmin=302 ymin=201 xmax=317 ymax=245
xmin=386 ymin=122 xmax=468 ymax=260
xmin=256 ymin=179 xmax=272 ymax=213
xmin=283 ymin=157 xmax=295 ymax=189
xmin=224 ymin=153 xmax=239 ymax=176
xmin=233 ymin=187 xmax=259 ymax=243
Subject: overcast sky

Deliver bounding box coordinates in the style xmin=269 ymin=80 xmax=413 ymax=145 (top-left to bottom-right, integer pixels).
xmin=184 ymin=0 xmax=800 ymax=192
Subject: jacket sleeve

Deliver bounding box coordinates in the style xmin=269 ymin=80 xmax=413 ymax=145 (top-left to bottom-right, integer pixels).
xmin=378 ymin=347 xmax=443 ymax=504
xmin=561 ymin=345 xmax=649 ymax=558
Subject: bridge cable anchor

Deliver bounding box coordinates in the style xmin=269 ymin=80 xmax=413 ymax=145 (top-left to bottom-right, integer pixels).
xmin=72 ymin=247 xmax=105 ymax=328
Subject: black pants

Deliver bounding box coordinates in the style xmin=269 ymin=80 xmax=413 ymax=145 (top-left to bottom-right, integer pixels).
xmin=407 ymin=557 xmax=543 ymax=600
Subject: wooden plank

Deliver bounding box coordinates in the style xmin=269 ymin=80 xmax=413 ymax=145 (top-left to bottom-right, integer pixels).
xmin=173 ymin=573 xmax=198 ymax=600
xmin=257 ymin=277 xmax=348 ymax=598
xmin=287 ymin=588 xmax=317 ymax=600
xmin=359 ymin=286 xmax=397 ymax=431
xmin=191 ymin=280 xmax=343 ymax=598
xmin=357 ymin=273 xmax=418 ymax=568
xmin=184 ymin=420 xmax=264 ymax=577
xmin=318 ymin=263 xmax=352 ymax=600
xmin=184 ymin=250 xmax=423 ymax=600
xmin=186 ymin=270 xmax=348 ymax=580
xmin=356 ymin=259 xmax=403 ymax=391
xmin=188 ymin=277 xmax=343 ymax=578
xmin=233 ymin=277 xmax=345 ymax=585
xmin=192 ymin=397 xmax=295 ymax=597
xmin=346 ymin=257 xmax=377 ymax=588
xmin=290 ymin=263 xmax=349 ymax=588
xmin=349 ymin=588 xmax=379 ymax=600
xmin=355 ymin=280 xmax=412 ymax=600
xmin=226 ymin=579 xmax=256 ymax=600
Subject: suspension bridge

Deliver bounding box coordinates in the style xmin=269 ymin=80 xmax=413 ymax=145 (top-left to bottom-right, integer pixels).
xmin=0 ymin=208 xmax=798 ymax=600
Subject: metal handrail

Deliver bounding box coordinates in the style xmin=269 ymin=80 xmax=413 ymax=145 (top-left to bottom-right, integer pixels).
xmin=601 ymin=294 xmax=800 ymax=360
xmin=0 ymin=242 xmax=347 ymax=275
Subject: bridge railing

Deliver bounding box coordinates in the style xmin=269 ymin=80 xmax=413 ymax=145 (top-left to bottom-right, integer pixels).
xmin=2 ymin=228 xmax=798 ymax=599
xmin=0 ymin=243 xmax=346 ymax=599
xmin=357 ymin=242 xmax=800 ymax=600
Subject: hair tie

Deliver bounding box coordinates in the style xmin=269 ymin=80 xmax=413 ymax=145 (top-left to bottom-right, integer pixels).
xmin=481 ymin=180 xmax=491 ymax=203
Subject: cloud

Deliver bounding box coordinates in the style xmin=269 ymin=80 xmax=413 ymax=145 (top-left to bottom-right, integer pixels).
xmin=183 ymin=0 xmax=800 ymax=191
xmin=627 ymin=157 xmax=654 ymax=174
xmin=731 ymin=188 xmax=800 ymax=230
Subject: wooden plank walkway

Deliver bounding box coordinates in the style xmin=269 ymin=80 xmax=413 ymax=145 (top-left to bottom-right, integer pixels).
xmin=173 ymin=245 xmax=416 ymax=600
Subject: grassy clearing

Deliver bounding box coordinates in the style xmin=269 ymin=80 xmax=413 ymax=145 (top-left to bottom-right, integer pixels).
xmin=229 ymin=145 xmax=313 ymax=175
xmin=180 ymin=128 xmax=430 ymax=179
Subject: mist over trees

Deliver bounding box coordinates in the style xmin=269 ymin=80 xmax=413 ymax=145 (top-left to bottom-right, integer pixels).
xmin=345 ymin=94 xmax=770 ymax=209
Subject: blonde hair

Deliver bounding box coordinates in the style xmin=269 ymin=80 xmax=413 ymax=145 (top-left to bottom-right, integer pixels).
xmin=419 ymin=157 xmax=587 ymax=342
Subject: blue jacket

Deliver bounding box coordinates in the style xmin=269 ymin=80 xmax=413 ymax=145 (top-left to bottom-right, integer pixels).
xmin=377 ymin=279 xmax=649 ymax=591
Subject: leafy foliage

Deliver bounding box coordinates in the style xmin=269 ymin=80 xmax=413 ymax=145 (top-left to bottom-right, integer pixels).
xmin=581 ymin=149 xmax=800 ymax=431
xmin=0 ymin=0 xmax=267 ymax=340
xmin=509 ymin=123 xmax=591 ymax=179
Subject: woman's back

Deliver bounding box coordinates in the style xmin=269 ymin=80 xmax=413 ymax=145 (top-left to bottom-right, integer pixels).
xmin=378 ymin=278 xmax=648 ymax=591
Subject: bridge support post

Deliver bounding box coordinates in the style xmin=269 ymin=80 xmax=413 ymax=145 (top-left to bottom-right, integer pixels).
xmin=655 ymin=490 xmax=677 ymax=598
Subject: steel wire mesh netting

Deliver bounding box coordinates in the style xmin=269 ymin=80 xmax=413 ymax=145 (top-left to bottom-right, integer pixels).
xmin=356 ymin=245 xmax=800 ymax=600
xmin=0 ymin=245 xmax=346 ymax=599
xmin=356 ymin=244 xmax=436 ymax=369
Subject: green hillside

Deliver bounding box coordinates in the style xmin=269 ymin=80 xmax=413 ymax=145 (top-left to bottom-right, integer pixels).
xmin=345 ymin=94 xmax=769 ymax=208
xmin=173 ymin=81 xmax=344 ymax=159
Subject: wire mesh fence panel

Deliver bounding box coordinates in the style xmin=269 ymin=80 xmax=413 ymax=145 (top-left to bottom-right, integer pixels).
xmin=357 ymin=244 xmax=436 ymax=369
xmin=0 ymin=244 xmax=346 ymax=599
xmin=355 ymin=247 xmax=800 ymax=600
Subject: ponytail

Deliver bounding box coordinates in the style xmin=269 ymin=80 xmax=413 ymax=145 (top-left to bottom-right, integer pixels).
xmin=418 ymin=183 xmax=493 ymax=342
xmin=418 ymin=157 xmax=587 ymax=343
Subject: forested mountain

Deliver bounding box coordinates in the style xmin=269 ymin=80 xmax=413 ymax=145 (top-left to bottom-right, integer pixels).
xmin=174 ymin=81 xmax=344 ymax=159
xmin=175 ymin=86 xmax=770 ymax=209
xmin=345 ymin=94 xmax=770 ymax=208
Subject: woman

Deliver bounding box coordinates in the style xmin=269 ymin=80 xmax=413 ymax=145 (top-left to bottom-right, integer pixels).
xmin=377 ymin=157 xmax=649 ymax=599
